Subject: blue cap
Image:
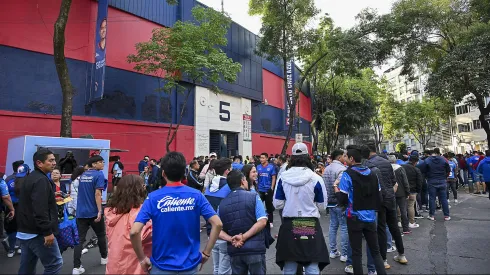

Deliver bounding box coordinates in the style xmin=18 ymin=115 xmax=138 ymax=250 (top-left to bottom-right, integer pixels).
xmin=382 ymin=149 xmax=388 ymax=153
xmin=16 ymin=164 xmax=30 ymax=178
xmin=411 ymin=150 xmax=419 ymax=156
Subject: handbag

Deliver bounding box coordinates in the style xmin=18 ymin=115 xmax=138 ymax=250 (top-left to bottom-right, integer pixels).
xmin=57 ymin=205 xmax=79 ymax=250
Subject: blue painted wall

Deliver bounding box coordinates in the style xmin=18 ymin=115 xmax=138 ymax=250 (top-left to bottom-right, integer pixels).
xmin=251 ymin=101 xmax=311 ymax=141
xmin=0 ymin=45 xmax=194 ymax=126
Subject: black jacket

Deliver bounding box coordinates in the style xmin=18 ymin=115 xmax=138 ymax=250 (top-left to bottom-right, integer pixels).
xmin=17 ymin=169 xmax=58 ymax=236
xmin=402 ymin=164 xmax=423 ymax=194
xmin=186 ymin=169 xmax=203 ymax=192
xmin=365 ymin=155 xmax=396 ymax=203
xmin=392 ymin=164 xmax=410 ymax=197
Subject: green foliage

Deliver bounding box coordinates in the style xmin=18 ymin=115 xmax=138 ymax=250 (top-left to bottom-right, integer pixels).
xmin=128 ymin=6 xmax=242 ymax=94
xmin=395 ymin=142 xmax=407 ymax=153
xmin=379 ymin=93 xmax=404 ymax=141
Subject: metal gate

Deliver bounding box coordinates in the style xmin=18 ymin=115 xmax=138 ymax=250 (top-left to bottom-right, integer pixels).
xmin=209 ymin=130 xmax=238 ymax=158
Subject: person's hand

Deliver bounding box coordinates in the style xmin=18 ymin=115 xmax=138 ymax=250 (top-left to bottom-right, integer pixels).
xmin=94 ymin=212 xmax=102 ymax=223
xmin=56 ymin=197 xmax=64 ymax=202
xmin=139 ymin=257 xmax=152 ymax=272
xmin=44 ymin=234 xmax=55 ymax=247
xmin=6 ymin=209 xmax=14 ymax=220
xmin=232 ymin=234 xmax=245 ymax=248
xmin=199 ymin=252 xmax=210 ymax=271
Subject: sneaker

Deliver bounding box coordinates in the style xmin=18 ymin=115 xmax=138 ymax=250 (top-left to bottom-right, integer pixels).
xmin=81 ymin=248 xmax=88 ymax=255
xmin=448 ymin=199 xmax=450 ymax=203
xmin=384 ymin=260 xmax=391 ymax=269
xmin=387 ymin=246 xmax=397 ymax=253
xmin=394 ymin=254 xmax=408 ymax=264
xmin=329 ymin=251 xmax=341 ymax=259
xmin=398 ymin=222 xmax=402 ymax=228
xmin=368 ymin=271 xmax=377 ymax=275
xmin=16 ymin=246 xmax=21 ymax=254
xmin=7 ymin=250 xmax=15 ymax=258
xmin=344 ymin=265 xmax=353 ymax=274
xmin=1 ymin=237 xmax=9 ymax=252
xmin=427 ymin=216 xmax=435 ymax=221
xmin=72 ymin=266 xmax=85 ymax=275
xmin=101 ymin=257 xmax=108 ymax=265
xmin=270 ymin=223 xmax=273 ymax=229
xmin=403 ymin=230 xmax=411 ymax=235
xmin=448 ymin=204 xmax=452 ymax=209
xmin=454 ymin=199 xmax=458 ymax=204
xmin=444 ymin=216 xmax=451 ymax=221
xmin=414 ymin=214 xmax=424 ymax=219
xmin=409 ymin=223 xmax=420 ymax=228
xmin=340 ymin=255 xmax=348 ymax=262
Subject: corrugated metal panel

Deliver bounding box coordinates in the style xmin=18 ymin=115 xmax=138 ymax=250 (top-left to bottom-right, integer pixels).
xmin=262 ymin=58 xmax=283 ymax=78
xmin=108 ymin=0 xmax=179 ymax=27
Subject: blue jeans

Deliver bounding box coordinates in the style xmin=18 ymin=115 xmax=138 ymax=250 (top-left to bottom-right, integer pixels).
xmin=18 ymin=235 xmax=63 ymax=275
xmin=283 ymin=261 xmax=319 ymax=275
xmin=347 ymin=240 xmax=376 ymax=273
xmin=230 ymin=254 xmax=266 ymax=275
xmin=150 ymin=265 xmax=198 ymax=275
xmin=386 ymin=225 xmax=393 ymax=248
xmin=212 ymin=240 xmax=231 ymax=275
xmin=429 ymin=184 xmax=450 ymax=217
xmin=328 ymin=207 xmax=348 ymax=256
xmin=7 ymin=232 xmax=17 ymax=252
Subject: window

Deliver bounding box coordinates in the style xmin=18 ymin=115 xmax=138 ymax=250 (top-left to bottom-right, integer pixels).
xmin=473 ymin=119 xmax=482 ymax=130
xmin=456 ymin=105 xmax=470 ymax=115
xmin=458 ymin=123 xmax=471 ymax=133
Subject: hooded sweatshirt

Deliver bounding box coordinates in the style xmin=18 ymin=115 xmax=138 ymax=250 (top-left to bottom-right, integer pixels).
xmin=105 ymin=206 xmax=152 ymax=275
xmin=273 ymin=167 xmax=327 ymax=218
xmin=419 ymin=155 xmax=450 ymax=185
xmin=204 ymin=175 xmax=231 ymax=235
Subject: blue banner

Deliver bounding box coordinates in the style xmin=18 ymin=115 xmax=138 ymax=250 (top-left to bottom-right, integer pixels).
xmin=284 ymin=60 xmax=296 ymax=130
xmin=89 ymin=0 xmax=108 ymax=103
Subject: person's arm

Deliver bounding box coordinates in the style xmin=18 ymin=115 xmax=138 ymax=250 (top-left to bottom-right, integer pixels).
xmin=445 ymin=162 xmax=450 ymax=177
xmin=199 ymin=165 xmax=209 ymax=180
xmin=335 ymin=173 xmax=349 ymax=206
xmin=273 ymin=179 xmax=285 ymax=210
xmin=415 ymin=168 xmax=423 ymax=194
xmin=131 ymin=197 xmax=153 ymax=271
xmin=94 ymin=172 xmax=105 ymax=222
xmin=199 ymin=194 xmax=222 ymax=266
xmin=1 ymin=195 xmax=14 ymax=219
xmin=314 ymin=179 xmax=326 ymax=211
xmin=401 ymin=169 xmax=410 ymax=195
xmin=31 ymin=179 xmax=54 ymax=237
xmin=234 ymin=196 xmax=268 ymax=247
xmin=270 ymin=169 xmax=277 ymax=192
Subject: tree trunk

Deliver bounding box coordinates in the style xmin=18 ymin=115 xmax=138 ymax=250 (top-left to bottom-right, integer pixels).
xmin=54 ymin=0 xmax=74 ymax=137
xmin=311 ymin=117 xmax=318 ymax=153
xmin=165 ymin=89 xmax=191 ymax=153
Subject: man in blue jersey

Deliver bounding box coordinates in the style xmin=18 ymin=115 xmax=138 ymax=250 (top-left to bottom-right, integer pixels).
xmin=335 ymin=145 xmax=387 ymax=275
xmin=446 ymin=154 xmax=458 ymax=204
xmin=73 ymin=155 xmax=108 ymax=275
xmin=131 ymin=152 xmax=222 ymax=274
xmin=257 ymin=153 xmax=277 ymax=225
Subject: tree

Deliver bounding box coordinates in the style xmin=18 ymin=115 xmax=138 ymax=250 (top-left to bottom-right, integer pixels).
xmin=379 ymin=92 xmax=405 ymax=147
xmin=395 ymin=142 xmax=407 ymax=153
xmin=356 ymin=0 xmax=490 ymax=147
xmin=249 ymin=0 xmax=319 ymax=154
xmin=54 ymin=0 xmax=74 ymax=137
xmin=128 ymin=6 xmax=242 ymax=153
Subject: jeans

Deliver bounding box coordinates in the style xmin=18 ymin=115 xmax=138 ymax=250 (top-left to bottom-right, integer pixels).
xmin=328 ymin=207 xmax=348 ymax=256
xmin=18 ymin=235 xmax=63 ymax=275
xmin=407 ymin=194 xmax=417 ymax=224
xmin=386 ymin=225 xmax=392 ymax=248
xmin=259 ymin=190 xmax=275 ymax=223
xmin=7 ymin=232 xmax=17 ymax=251
xmin=428 ymin=184 xmax=450 ymax=217
xmin=396 ymin=196 xmax=409 ymax=232
xmin=346 ymin=217 xmax=386 ymax=275
xmin=421 ymin=181 xmax=429 ymax=207
xmin=377 ymin=199 xmax=405 ymax=261
xmin=347 ymin=240 xmax=376 ymax=273
xmin=212 ymin=240 xmax=231 ymax=275
xmin=150 ymin=265 xmax=198 ymax=275
xmin=447 ymin=180 xmax=457 ymax=200
xmin=230 ymin=254 xmax=266 ymax=275
xmin=74 ymin=217 xmax=108 ymax=268
xmin=283 ymin=261 xmax=319 ymax=275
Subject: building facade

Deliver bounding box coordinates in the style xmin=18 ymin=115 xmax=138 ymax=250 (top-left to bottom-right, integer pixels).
xmin=0 ymin=0 xmax=313 ymax=171
xmin=453 ymin=99 xmax=490 ymax=153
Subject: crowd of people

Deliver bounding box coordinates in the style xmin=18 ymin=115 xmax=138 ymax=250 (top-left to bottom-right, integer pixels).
xmin=0 ymin=143 xmax=488 ymax=275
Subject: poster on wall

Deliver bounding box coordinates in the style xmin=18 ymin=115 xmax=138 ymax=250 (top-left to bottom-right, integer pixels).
xmin=89 ymin=0 xmax=108 ymax=103
xmin=243 ymin=114 xmax=252 ymax=141
xmin=284 ymin=60 xmax=296 ymax=130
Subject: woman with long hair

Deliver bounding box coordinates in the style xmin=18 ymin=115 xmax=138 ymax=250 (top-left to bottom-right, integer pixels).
xmin=105 ymin=175 xmax=152 ymax=275
xmin=242 ymin=164 xmax=258 ymax=192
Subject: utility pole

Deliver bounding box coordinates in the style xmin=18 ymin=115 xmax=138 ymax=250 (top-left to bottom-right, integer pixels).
xmin=221 ymin=0 xmax=224 ymax=13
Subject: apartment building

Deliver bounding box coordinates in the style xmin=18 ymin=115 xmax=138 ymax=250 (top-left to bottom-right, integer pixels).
xmin=453 ymin=100 xmax=489 ymax=153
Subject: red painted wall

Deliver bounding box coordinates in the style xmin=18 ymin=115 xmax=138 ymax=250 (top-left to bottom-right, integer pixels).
xmin=0 ymin=0 xmax=161 ymax=73
xmin=252 ymin=133 xmax=311 ymax=156
xmin=0 ymin=111 xmax=195 ymax=172
xmin=262 ymin=70 xmax=285 ymax=109
xmin=298 ymin=92 xmax=312 ymax=122
xmin=0 ymin=0 xmax=96 ymax=63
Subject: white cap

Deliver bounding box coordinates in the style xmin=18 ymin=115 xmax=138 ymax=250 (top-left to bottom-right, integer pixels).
xmin=209 ymin=152 xmax=217 ymax=157
xmin=292 ymin=142 xmax=309 ymax=156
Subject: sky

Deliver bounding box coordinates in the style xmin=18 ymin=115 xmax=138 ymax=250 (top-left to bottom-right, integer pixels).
xmin=198 ymin=0 xmax=395 ymax=35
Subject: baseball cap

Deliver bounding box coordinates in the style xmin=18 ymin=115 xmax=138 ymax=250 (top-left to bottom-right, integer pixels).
xmin=292 ymin=142 xmax=309 ymax=156
xmin=382 ymin=149 xmax=388 ymax=153
xmin=209 ymin=152 xmax=217 ymax=157
xmin=16 ymin=164 xmax=30 ymax=178
xmin=411 ymin=150 xmax=419 ymax=156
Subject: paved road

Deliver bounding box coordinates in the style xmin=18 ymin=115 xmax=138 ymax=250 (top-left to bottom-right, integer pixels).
xmin=0 ymin=192 xmax=488 ymax=274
